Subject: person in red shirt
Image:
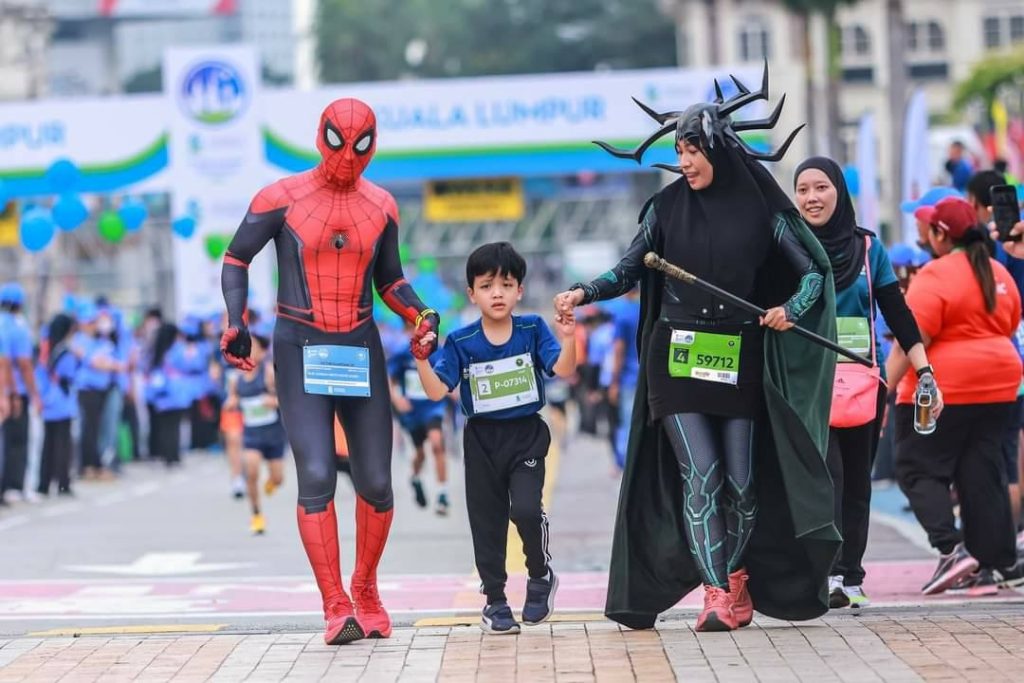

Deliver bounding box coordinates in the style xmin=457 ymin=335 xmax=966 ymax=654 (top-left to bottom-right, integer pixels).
xmin=888 ymin=197 xmax=1024 ymax=595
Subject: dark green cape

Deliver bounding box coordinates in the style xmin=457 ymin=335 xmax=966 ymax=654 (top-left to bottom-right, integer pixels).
xmin=604 ymin=209 xmax=840 ymax=630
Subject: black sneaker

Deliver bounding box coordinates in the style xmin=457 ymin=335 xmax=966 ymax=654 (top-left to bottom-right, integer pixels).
xmin=921 ymin=544 xmax=979 ymax=595
xmin=522 ymin=569 xmax=559 ymax=625
xmin=964 ymin=569 xmax=999 ymax=597
xmin=411 ymin=478 xmax=427 ymax=508
xmin=828 ymin=575 xmax=850 ymax=609
xmin=435 ymin=493 xmax=449 ymax=516
xmin=481 ymin=601 xmax=520 ymax=635
xmin=993 ymin=561 xmax=1024 ymax=589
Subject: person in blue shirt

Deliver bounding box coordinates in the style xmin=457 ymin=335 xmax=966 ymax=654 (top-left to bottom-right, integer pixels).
xmin=224 ymin=322 xmax=287 ymax=535
xmin=388 ymin=327 xmax=450 ymax=516
xmin=608 ymin=288 xmax=641 ymax=472
xmin=1 ymin=282 xmax=41 ymax=501
xmin=180 ymin=315 xmax=218 ymax=450
xmin=945 ymin=141 xmax=974 ymax=193
xmin=36 ymin=314 xmax=80 ymax=497
xmin=795 ymin=157 xmax=938 ymax=609
xmin=414 ymin=242 xmax=576 ymax=635
xmin=0 ymin=326 xmax=10 ymax=423
xmin=74 ymin=302 xmax=124 ymax=480
xmin=145 ymin=323 xmax=193 ymax=466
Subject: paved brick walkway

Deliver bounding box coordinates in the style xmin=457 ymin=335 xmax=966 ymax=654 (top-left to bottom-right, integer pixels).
xmin=1 ymin=604 xmax=1023 ymax=682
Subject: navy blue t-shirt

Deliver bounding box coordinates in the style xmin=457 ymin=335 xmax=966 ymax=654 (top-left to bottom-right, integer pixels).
xmin=388 ymin=347 xmax=447 ymax=427
xmin=431 ymin=314 xmax=562 ymax=420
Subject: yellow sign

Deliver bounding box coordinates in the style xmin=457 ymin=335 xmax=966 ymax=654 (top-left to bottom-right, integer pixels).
xmin=424 ymin=178 xmax=524 ymax=222
xmin=0 ymin=202 xmax=18 ymax=248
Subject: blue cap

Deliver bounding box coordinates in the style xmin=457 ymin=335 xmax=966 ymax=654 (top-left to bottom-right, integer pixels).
xmin=900 ymin=187 xmax=963 ymax=214
xmin=912 ymin=247 xmax=932 ymax=267
xmin=76 ymin=301 xmax=99 ymax=323
xmin=888 ymin=244 xmax=915 ymax=267
xmin=180 ymin=315 xmax=202 ymax=338
xmin=0 ymin=282 xmax=25 ymax=306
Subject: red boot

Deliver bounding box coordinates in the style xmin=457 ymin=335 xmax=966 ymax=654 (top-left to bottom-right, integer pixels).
xmin=351 ymin=496 xmax=394 ymax=638
xmin=728 ymin=568 xmax=753 ymax=627
xmin=297 ymin=502 xmax=364 ymax=645
xmin=696 ymin=586 xmax=738 ymax=632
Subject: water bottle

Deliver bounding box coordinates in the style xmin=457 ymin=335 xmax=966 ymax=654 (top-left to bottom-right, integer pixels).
xmin=914 ymin=371 xmax=937 ymax=435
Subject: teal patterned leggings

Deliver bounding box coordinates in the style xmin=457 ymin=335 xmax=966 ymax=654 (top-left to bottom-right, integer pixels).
xmin=662 ymin=413 xmax=757 ymax=589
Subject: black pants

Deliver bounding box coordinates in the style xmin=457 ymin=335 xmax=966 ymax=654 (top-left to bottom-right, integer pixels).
xmin=123 ymin=399 xmax=141 ymax=461
xmin=190 ymin=396 xmax=220 ymax=449
xmin=827 ymin=385 xmax=886 ymax=586
xmin=872 ymin=392 xmax=898 ymax=481
xmin=464 ymin=414 xmax=551 ymax=604
xmin=1 ymin=394 xmax=29 ymax=493
xmin=146 ymin=403 xmax=158 ymax=458
xmin=896 ymin=402 xmax=1018 ymax=569
xmin=152 ymin=410 xmax=184 ymax=464
xmin=38 ymin=419 xmax=73 ymax=495
xmin=78 ymin=388 xmax=109 ymax=472
xmin=273 ymin=329 xmax=394 ymax=513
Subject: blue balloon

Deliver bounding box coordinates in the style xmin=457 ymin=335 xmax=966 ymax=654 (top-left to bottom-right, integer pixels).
xmin=52 ymin=194 xmax=89 ymax=231
xmin=118 ymin=199 xmax=148 ymax=232
xmin=0 ymin=180 xmax=8 ymax=208
xmin=45 ymin=159 xmax=80 ymax=192
xmin=842 ymin=165 xmax=860 ymax=198
xmin=20 ymin=207 xmax=55 ymax=252
xmin=172 ymin=215 xmax=196 ymax=239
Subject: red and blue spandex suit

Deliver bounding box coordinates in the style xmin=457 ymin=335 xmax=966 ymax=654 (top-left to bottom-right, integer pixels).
xmin=220 ymin=98 xmax=438 ymax=644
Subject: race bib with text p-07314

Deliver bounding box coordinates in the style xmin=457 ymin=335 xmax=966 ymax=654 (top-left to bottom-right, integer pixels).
xmin=468 ymin=352 xmax=541 ymax=414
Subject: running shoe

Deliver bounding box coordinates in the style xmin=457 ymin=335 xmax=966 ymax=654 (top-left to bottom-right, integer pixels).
xmin=964 ymin=569 xmax=999 ymax=597
xmin=522 ymin=569 xmax=558 ymax=625
xmin=250 ymin=514 xmax=266 ymax=535
xmin=411 ymin=478 xmax=427 ymax=508
xmin=231 ymin=476 xmax=245 ymax=500
xmin=728 ymin=568 xmax=753 ymax=627
xmin=993 ymin=561 xmax=1024 ymax=589
xmin=844 ymin=585 xmax=871 ymax=608
xmin=921 ymin=543 xmax=979 ymax=595
xmin=829 ymin=575 xmax=850 ymax=608
xmin=435 ymin=493 xmax=450 ymax=517
xmin=696 ymin=586 xmax=738 ymax=632
xmin=481 ymin=601 xmax=520 ymax=635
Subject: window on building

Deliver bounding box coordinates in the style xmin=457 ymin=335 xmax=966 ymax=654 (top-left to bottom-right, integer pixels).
xmin=738 ymin=16 xmax=771 ymax=62
xmin=841 ymin=24 xmax=871 ymax=57
xmin=1011 ymin=15 xmax=1024 ymax=43
xmin=906 ymin=21 xmax=919 ymax=51
xmin=927 ymin=21 xmax=945 ymax=51
xmin=907 ymin=20 xmax=945 ymax=53
xmin=984 ymin=16 xmax=1003 ymax=48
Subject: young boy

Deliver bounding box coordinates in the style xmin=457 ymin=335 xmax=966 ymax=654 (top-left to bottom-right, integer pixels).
xmin=414 ymin=242 xmax=576 ymax=635
xmin=225 ymin=323 xmax=286 ymax=535
xmin=388 ymin=330 xmax=451 ymax=515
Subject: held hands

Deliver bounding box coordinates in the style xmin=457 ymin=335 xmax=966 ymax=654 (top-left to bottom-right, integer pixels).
xmin=410 ymin=312 xmax=440 ymax=360
xmin=553 ymin=306 xmax=576 ymax=340
xmin=553 ymin=289 xmax=584 ymax=318
xmin=220 ymin=327 xmax=255 ymax=372
xmin=759 ymin=306 xmax=794 ymax=331
xmin=990 ymin=220 xmax=1024 ymax=258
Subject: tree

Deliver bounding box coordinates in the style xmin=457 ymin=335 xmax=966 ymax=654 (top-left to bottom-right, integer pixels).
xmin=780 ymin=0 xmax=861 ymax=159
xmin=953 ymin=49 xmax=1024 ymax=112
xmin=315 ymin=0 xmax=677 ymax=83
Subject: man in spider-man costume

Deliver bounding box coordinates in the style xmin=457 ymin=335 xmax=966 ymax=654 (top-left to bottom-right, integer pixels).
xmin=220 ymin=98 xmax=439 ymax=645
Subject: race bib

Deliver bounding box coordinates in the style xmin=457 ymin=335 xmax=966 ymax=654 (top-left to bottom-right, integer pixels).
xmin=303 ymin=345 xmax=371 ymax=397
xmin=404 ymin=368 xmax=429 ymax=401
xmin=468 ymin=352 xmax=541 ymax=414
xmin=240 ymin=396 xmax=278 ymax=428
xmin=836 ymin=317 xmax=871 ymax=363
xmin=668 ymin=329 xmax=741 ymax=385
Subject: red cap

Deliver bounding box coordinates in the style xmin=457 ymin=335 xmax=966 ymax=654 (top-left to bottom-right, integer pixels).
xmin=914 ymin=206 xmax=936 ymax=224
xmin=929 ymin=197 xmax=979 ymax=240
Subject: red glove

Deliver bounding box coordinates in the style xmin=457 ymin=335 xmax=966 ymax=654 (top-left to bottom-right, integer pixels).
xmin=410 ymin=311 xmax=440 ymax=361
xmin=221 ymin=327 xmax=255 ymax=371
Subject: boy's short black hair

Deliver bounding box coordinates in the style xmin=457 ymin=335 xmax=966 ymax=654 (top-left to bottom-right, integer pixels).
xmin=465 ymin=242 xmax=527 ymax=287
xmin=966 ymin=169 xmax=1007 ymax=206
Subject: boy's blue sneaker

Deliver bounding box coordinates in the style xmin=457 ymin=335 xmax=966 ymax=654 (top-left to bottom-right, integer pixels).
xmin=522 ymin=569 xmax=559 ymax=625
xmin=480 ymin=601 xmax=520 ymax=635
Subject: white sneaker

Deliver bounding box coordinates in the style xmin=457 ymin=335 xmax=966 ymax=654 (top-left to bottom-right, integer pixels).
xmin=3 ymin=490 xmax=24 ymax=504
xmin=844 ymin=585 xmax=870 ymax=608
xmin=828 ymin=575 xmax=849 ymax=608
xmin=231 ymin=476 xmax=245 ymax=500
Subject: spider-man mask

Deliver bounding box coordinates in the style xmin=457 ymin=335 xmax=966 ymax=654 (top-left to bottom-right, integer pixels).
xmin=315 ymin=98 xmax=377 ymax=186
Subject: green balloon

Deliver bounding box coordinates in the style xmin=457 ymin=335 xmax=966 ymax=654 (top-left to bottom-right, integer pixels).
xmin=417 ymin=257 xmax=438 ymax=274
xmin=204 ymin=233 xmax=232 ymax=261
xmin=97 ymin=211 xmax=126 ymax=243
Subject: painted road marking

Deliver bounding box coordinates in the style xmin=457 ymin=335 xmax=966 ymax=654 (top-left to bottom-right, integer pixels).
xmin=28 ymin=624 xmax=228 ymax=636
xmin=65 ymin=552 xmax=253 ymax=576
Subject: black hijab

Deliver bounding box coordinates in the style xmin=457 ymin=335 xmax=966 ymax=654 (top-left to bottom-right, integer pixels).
xmin=794 ymin=156 xmax=866 ymax=291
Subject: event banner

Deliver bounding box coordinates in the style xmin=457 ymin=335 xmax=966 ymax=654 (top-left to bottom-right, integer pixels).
xmin=164 ymin=45 xmax=272 ymax=318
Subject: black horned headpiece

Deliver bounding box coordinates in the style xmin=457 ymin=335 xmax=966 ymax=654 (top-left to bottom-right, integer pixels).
xmin=593 ymin=61 xmax=804 ymax=174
